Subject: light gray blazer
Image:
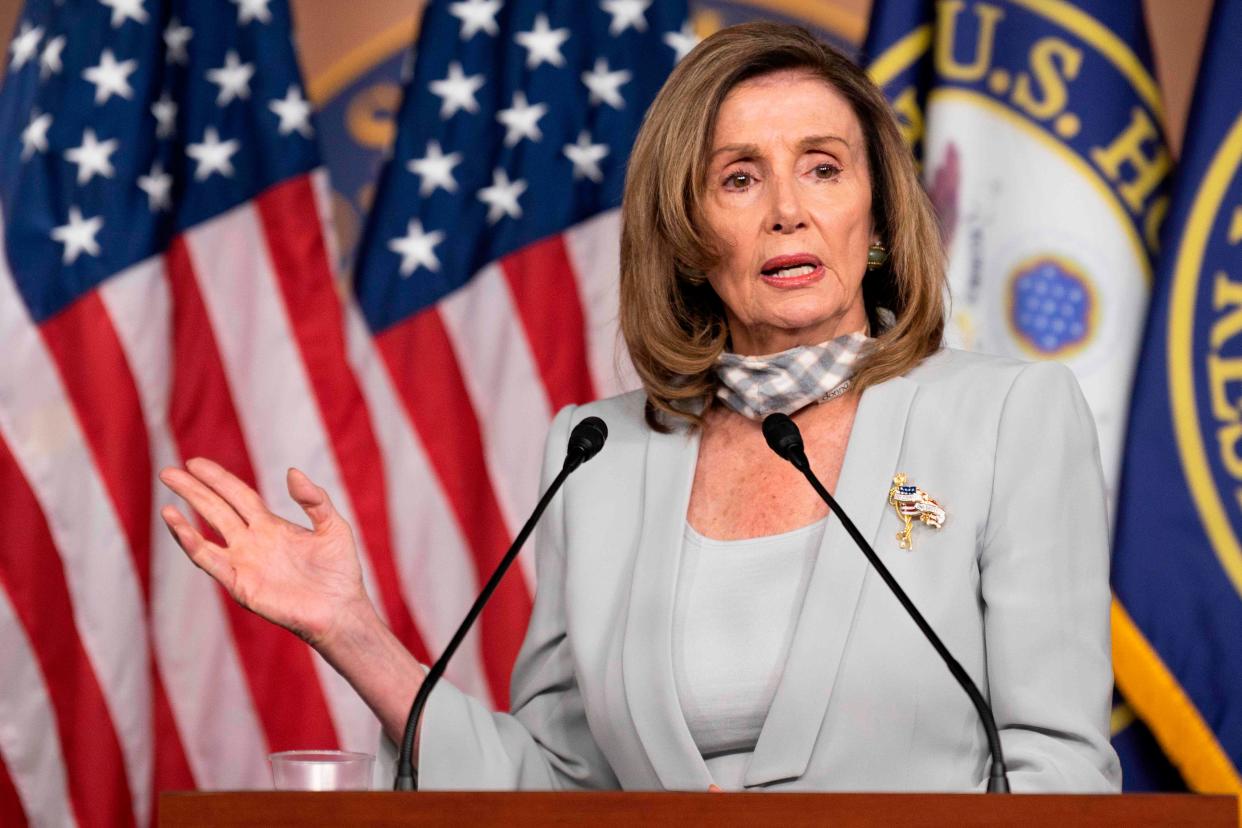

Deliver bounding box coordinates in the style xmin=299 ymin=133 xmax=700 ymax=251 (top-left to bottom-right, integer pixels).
xmin=407 ymin=348 xmax=1121 ymax=792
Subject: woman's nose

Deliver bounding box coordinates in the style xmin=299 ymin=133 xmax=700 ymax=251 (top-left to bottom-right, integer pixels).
xmin=767 ymin=175 xmax=808 ymax=233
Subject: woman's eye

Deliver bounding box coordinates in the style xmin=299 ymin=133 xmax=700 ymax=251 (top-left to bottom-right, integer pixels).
xmin=813 ymin=163 xmax=842 ymax=180
xmin=723 ymin=171 xmax=753 ymax=189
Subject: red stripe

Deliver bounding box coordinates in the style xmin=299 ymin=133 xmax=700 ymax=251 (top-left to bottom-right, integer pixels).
xmin=166 ymin=237 xmax=340 ymax=752
xmin=0 ymin=749 xmax=27 ymax=828
xmin=253 ymin=177 xmax=430 ymax=665
xmin=377 ymin=310 xmax=532 ymax=706
xmin=499 ymin=235 xmax=598 ymax=410
xmin=38 ymin=293 xmax=197 ymax=799
xmin=0 ymin=434 xmax=135 ymax=828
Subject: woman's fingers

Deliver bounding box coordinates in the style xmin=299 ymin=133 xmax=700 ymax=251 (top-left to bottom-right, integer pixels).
xmin=161 ymin=505 xmax=232 ymax=585
xmin=287 ymin=467 xmax=339 ymax=532
xmin=159 ymin=466 xmax=247 ymax=540
xmin=185 ymin=457 xmax=271 ymax=525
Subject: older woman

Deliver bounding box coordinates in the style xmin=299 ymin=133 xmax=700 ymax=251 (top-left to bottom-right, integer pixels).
xmin=159 ymin=23 xmax=1119 ymax=792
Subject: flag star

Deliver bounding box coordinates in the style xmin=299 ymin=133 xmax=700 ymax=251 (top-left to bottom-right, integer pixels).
xmin=151 ymin=93 xmax=177 ymax=138
xmin=429 ymin=61 xmax=485 ymax=119
xmin=51 ymin=207 xmax=104 ymax=264
xmin=137 ymin=161 xmax=173 ymax=211
xmin=601 ymin=0 xmax=651 ymax=35
xmin=564 ymin=131 xmax=609 ymax=183
xmin=449 ymin=0 xmax=502 ymax=40
xmin=20 ymin=110 xmax=52 ymax=160
xmin=163 ymin=18 xmax=192 ymax=64
xmin=388 ymin=219 xmax=445 ymax=276
xmin=496 ymin=90 xmax=547 ymax=147
xmin=230 ymin=0 xmax=272 ymax=25
xmin=99 ymin=0 xmax=148 ymax=28
xmin=65 ymin=128 xmax=119 ymax=185
xmin=269 ymin=85 xmax=313 ymax=137
xmin=83 ymin=49 xmax=137 ymax=104
xmin=515 ymin=13 xmax=569 ymax=69
xmin=406 ymin=140 xmax=462 ymax=196
xmin=478 ymin=168 xmax=526 ymax=224
xmin=39 ymin=35 xmax=65 ymax=78
xmin=187 ymin=127 xmax=240 ymax=180
xmin=206 ymin=50 xmax=255 ymax=106
xmin=582 ymin=58 xmax=631 ymax=109
xmin=10 ymin=22 xmax=43 ymax=70
xmin=664 ymin=20 xmax=699 ymax=62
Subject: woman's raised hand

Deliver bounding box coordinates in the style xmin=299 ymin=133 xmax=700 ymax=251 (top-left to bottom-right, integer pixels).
xmin=159 ymin=458 xmax=373 ymax=648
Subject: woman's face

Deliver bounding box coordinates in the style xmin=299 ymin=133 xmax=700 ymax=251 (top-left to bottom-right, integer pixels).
xmin=703 ymin=69 xmax=874 ymax=356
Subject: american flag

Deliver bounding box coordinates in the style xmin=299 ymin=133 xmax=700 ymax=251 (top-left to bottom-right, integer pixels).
xmin=0 ymin=0 xmax=689 ymax=824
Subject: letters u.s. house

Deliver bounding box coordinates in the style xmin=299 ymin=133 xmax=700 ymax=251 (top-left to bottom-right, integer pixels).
xmin=865 ymin=0 xmax=1170 ymax=496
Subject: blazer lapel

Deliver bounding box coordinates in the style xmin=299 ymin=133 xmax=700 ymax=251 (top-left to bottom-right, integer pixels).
xmin=743 ymin=375 xmax=919 ymax=787
xmin=621 ymin=422 xmax=714 ymax=790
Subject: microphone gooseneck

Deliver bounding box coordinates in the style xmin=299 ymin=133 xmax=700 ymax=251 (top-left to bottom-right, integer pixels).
xmin=394 ymin=416 xmax=609 ymax=791
xmin=762 ymin=413 xmax=1011 ymax=793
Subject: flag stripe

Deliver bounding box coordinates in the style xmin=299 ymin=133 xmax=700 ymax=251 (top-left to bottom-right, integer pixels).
xmin=0 ymin=748 xmax=28 ymax=828
xmin=500 ymin=234 xmax=599 ymax=411
xmin=98 ymin=258 xmax=270 ymax=790
xmin=0 ymin=432 xmax=135 ymax=828
xmin=562 ymin=211 xmax=638 ymax=398
xmin=0 ymin=585 xmax=74 ymax=828
xmin=165 ymin=235 xmax=341 ymax=753
xmin=377 ymin=310 xmax=533 ymax=706
xmin=254 ymin=176 xmax=430 ymax=664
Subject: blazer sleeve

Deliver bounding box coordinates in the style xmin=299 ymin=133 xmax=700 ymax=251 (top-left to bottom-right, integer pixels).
xmin=979 ymin=360 xmax=1122 ymax=792
xmin=414 ymin=403 xmax=620 ymax=790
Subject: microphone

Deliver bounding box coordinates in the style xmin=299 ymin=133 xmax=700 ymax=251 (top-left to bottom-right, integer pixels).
xmin=394 ymin=416 xmax=609 ymax=791
xmin=762 ymin=413 xmax=1011 ymax=793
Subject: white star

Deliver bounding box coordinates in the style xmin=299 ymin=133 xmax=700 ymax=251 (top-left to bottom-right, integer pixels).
xmin=449 ymin=0 xmax=502 ymax=40
xmin=151 ymin=93 xmax=177 ymax=138
xmin=163 ymin=19 xmax=192 ymax=64
xmin=601 ymin=0 xmax=651 ymax=35
xmin=406 ymin=140 xmax=462 ymax=196
xmin=582 ymin=58 xmax=631 ymax=109
xmin=99 ymin=0 xmax=148 ymax=28
xmin=230 ymin=0 xmax=272 ymax=25
xmin=137 ymin=161 xmax=173 ymax=211
xmin=187 ymin=127 xmax=240 ymax=180
xmin=51 ymin=207 xmax=103 ymax=264
xmin=496 ymin=90 xmax=547 ymax=147
xmin=207 ymin=50 xmax=255 ymax=106
xmin=478 ymin=168 xmax=526 ymax=224
xmin=663 ymin=20 xmax=699 ymax=62
xmin=515 ymin=13 xmax=569 ymax=69
xmin=83 ymin=49 xmax=137 ymax=104
xmin=10 ymin=22 xmax=43 ymax=70
xmin=388 ymin=219 xmax=445 ymax=276
xmin=429 ymin=61 xmax=485 ymax=119
xmin=564 ymin=131 xmax=609 ymax=182
xmin=269 ymin=85 xmax=313 ymax=137
xmin=65 ymin=128 xmax=119 ymax=185
xmin=20 ymin=110 xmax=52 ymax=160
xmin=39 ymin=35 xmax=65 ymax=78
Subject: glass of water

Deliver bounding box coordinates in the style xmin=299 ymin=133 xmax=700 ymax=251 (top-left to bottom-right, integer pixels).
xmin=269 ymin=750 xmax=375 ymax=791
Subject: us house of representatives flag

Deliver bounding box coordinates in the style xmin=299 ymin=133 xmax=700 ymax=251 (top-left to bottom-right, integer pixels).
xmin=1112 ymin=0 xmax=1242 ymax=795
xmin=863 ymin=0 xmax=1170 ymax=501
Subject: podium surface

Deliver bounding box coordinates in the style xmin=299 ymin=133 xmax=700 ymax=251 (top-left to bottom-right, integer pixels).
xmin=159 ymin=791 xmax=1237 ymax=826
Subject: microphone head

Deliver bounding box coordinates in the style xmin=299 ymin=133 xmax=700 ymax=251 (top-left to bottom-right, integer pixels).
xmin=566 ymin=416 xmax=608 ymax=466
xmin=762 ymin=413 xmax=805 ymax=464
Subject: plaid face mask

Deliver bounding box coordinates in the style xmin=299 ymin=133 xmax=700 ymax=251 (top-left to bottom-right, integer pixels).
xmin=714 ymin=331 xmax=870 ymax=420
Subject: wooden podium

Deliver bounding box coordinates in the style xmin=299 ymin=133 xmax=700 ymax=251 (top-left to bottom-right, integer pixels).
xmin=159 ymin=791 xmax=1238 ymax=826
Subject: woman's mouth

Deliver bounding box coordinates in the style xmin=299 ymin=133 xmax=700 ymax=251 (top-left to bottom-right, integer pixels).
xmin=760 ymin=254 xmax=824 ymax=287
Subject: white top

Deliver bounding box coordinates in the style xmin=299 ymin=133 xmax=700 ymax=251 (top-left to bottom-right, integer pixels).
xmin=672 ymin=518 xmax=824 ymax=789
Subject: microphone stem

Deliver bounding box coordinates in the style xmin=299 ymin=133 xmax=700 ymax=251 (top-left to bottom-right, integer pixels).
xmin=791 ymin=454 xmax=1010 ymax=793
xmin=395 ymin=461 xmax=576 ymax=791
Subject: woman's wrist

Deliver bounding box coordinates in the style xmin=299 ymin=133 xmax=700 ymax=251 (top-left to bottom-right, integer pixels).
xmin=312 ymin=593 xmax=384 ymax=660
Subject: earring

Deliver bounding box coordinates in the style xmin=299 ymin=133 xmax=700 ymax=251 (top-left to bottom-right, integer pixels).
xmin=867 ymin=242 xmax=889 ymax=271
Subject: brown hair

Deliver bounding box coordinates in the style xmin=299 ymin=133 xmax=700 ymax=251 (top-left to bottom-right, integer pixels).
xmin=619 ymin=22 xmax=946 ymax=431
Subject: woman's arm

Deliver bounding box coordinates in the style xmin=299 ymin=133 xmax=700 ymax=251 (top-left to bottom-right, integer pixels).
xmin=979 ymin=360 xmax=1122 ymax=792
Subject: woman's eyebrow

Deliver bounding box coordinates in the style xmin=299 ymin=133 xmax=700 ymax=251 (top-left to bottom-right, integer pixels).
xmin=798 ymin=134 xmax=850 ymax=152
xmin=710 ymin=142 xmax=760 ymax=159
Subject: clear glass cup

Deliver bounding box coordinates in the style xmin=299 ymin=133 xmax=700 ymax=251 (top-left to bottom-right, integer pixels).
xmin=269 ymin=750 xmax=375 ymax=791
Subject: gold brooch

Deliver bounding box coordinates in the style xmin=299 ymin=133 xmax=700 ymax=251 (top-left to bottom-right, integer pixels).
xmin=887 ymin=473 xmax=945 ymax=550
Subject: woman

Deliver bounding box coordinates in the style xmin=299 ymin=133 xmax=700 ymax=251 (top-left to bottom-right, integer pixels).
xmin=160 ymin=23 xmax=1120 ymax=792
